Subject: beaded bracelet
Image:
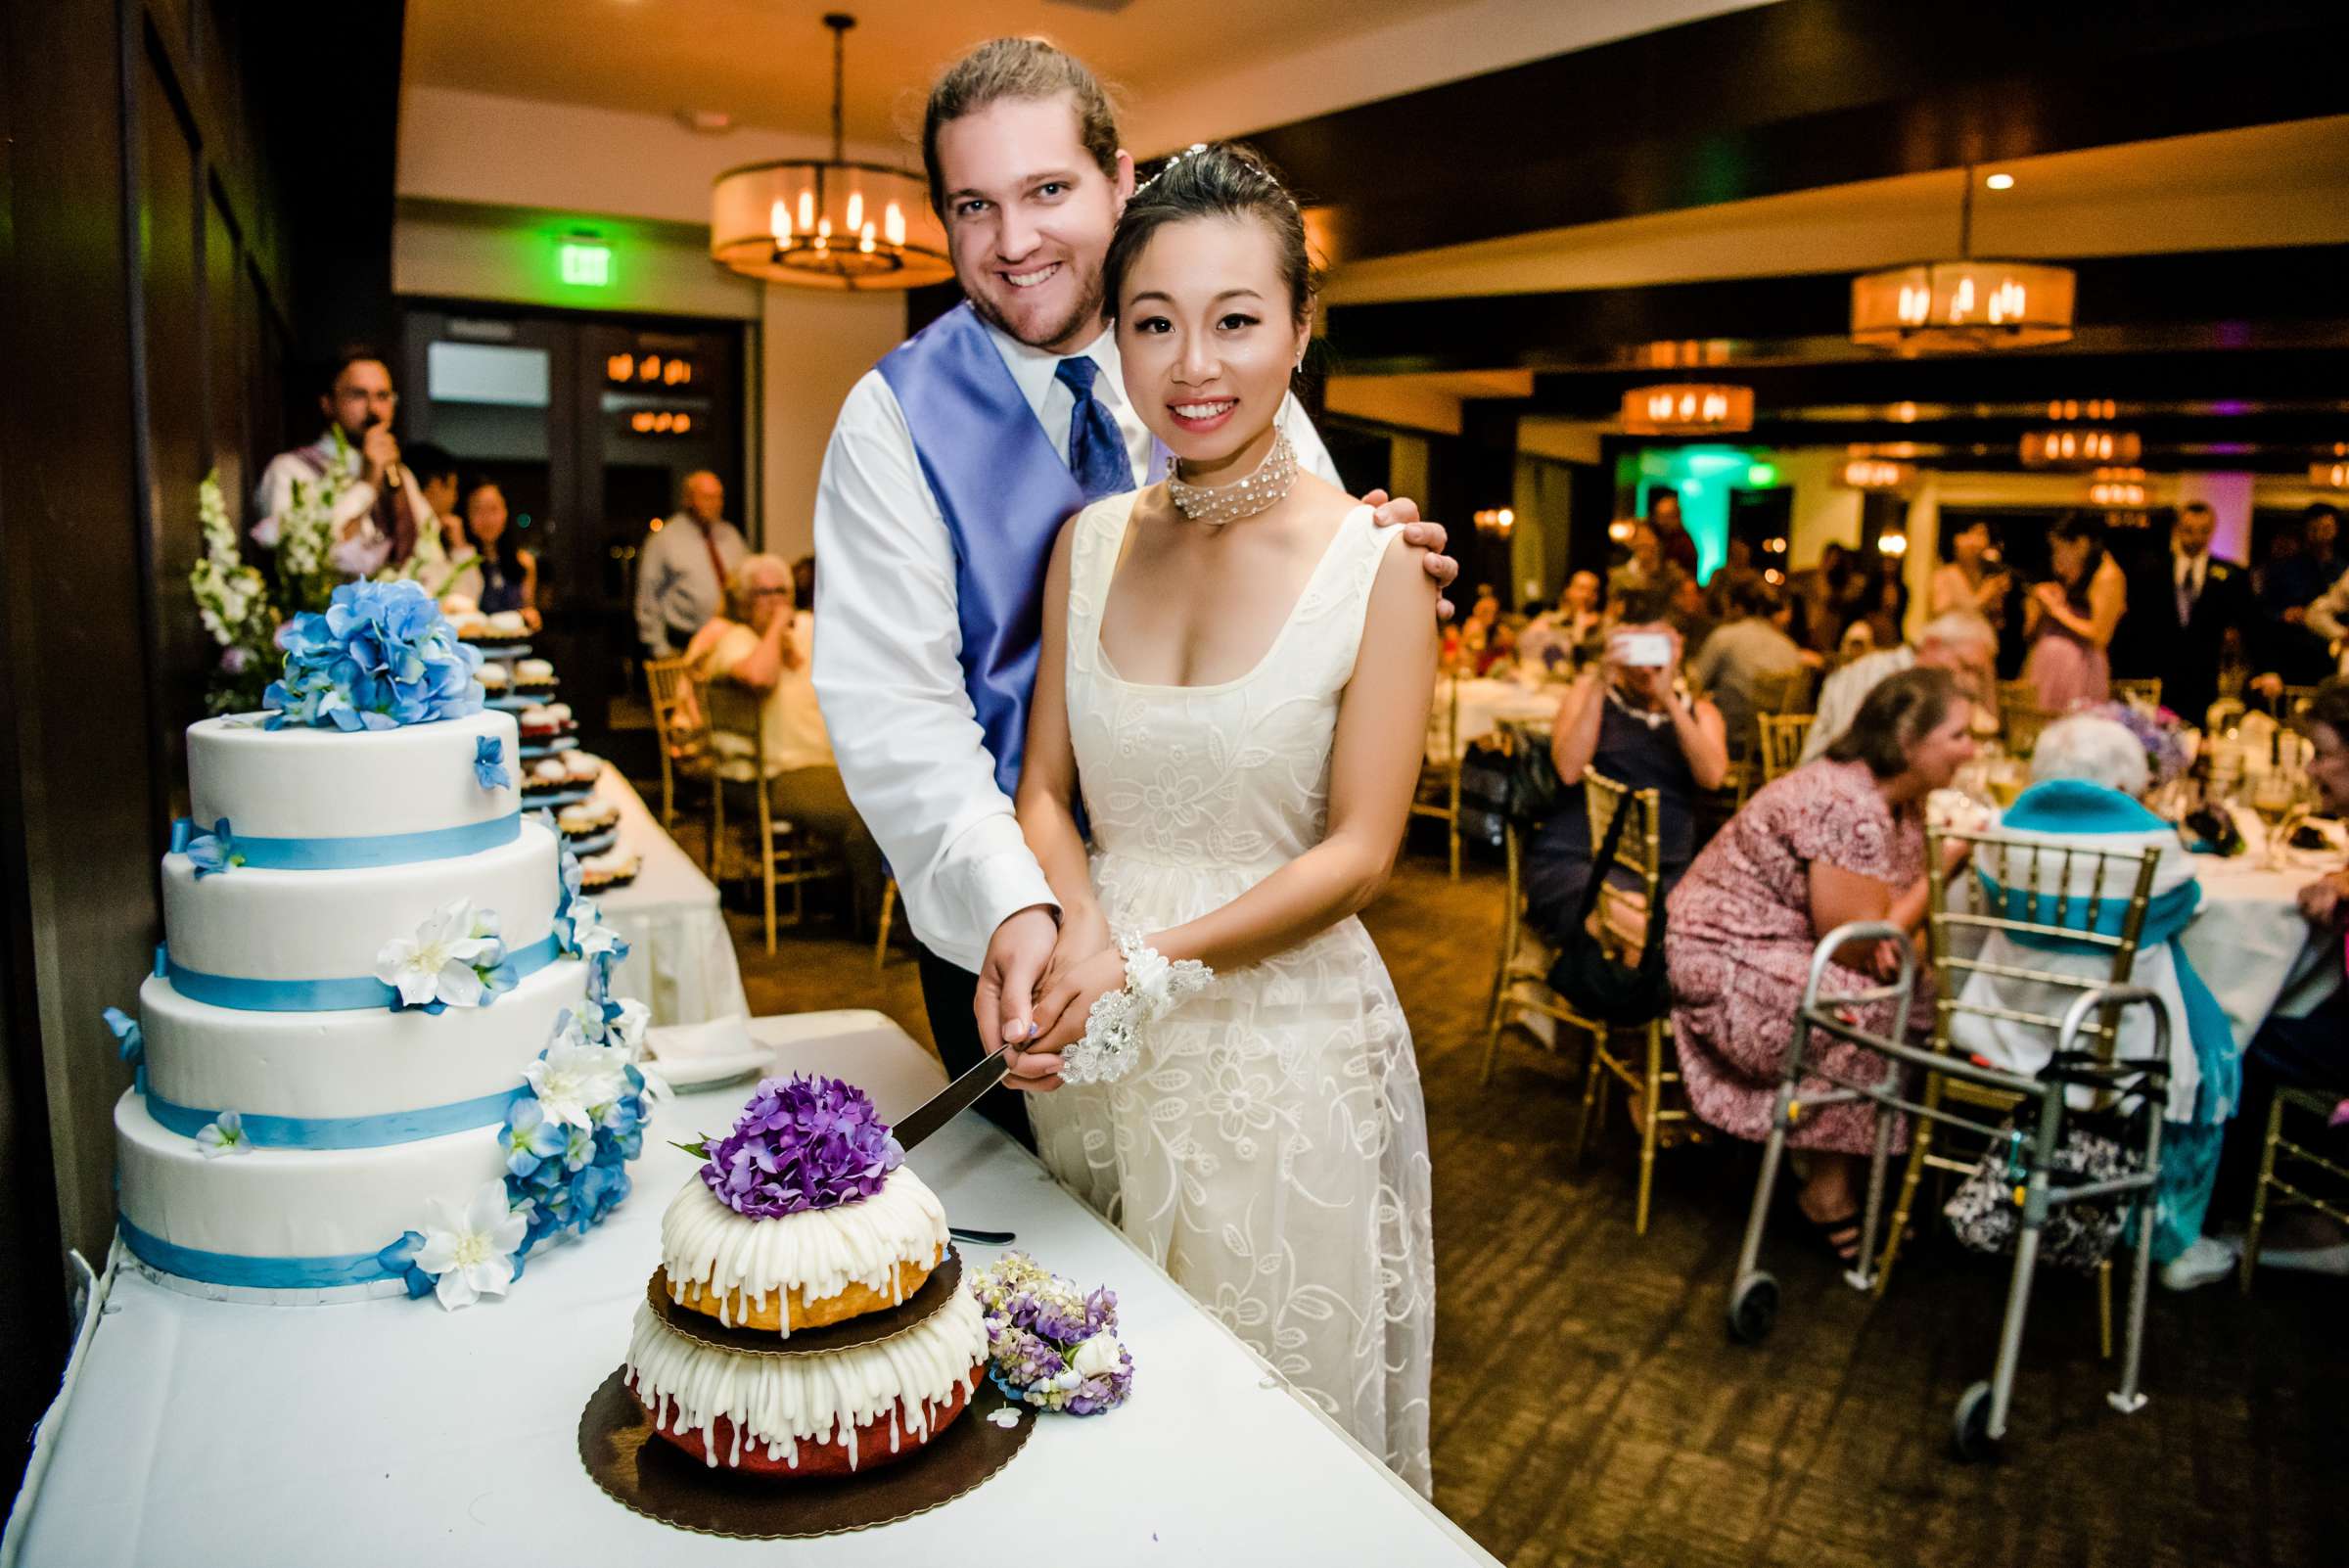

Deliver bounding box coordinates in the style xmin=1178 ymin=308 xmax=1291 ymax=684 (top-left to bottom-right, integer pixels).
xmin=1059 ymin=929 xmax=1214 ymax=1085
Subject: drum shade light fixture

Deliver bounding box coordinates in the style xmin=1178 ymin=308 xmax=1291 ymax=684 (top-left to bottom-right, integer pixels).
xmin=1851 ymin=168 xmax=2074 ymax=353
xmin=1620 ymin=384 xmax=1753 ymax=436
xmin=709 ymin=15 xmax=951 ymax=290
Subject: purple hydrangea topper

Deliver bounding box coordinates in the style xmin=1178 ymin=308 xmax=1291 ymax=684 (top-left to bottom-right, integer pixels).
xmin=692 ymin=1074 xmax=902 ymax=1219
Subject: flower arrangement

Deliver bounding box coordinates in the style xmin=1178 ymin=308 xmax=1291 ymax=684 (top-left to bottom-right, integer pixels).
xmin=967 ymin=1252 xmax=1133 ymax=1415
xmin=265 ymin=579 xmax=484 ymax=732
xmin=377 ymin=1180 xmax=530 ymax=1312
xmin=501 ymin=998 xmax=662 ymax=1260
xmin=189 ymin=472 xmax=278 ymax=715
xmin=2083 ymin=700 xmax=2192 ymax=789
xmin=675 ymin=1074 xmax=902 ymax=1220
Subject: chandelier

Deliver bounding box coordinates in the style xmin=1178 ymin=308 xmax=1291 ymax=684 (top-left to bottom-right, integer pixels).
xmin=2021 ymin=429 xmax=2141 ymax=468
xmin=2314 ymin=461 xmax=2349 ymax=488
xmin=1620 ymin=384 xmax=1753 ymax=436
xmin=1472 ymin=507 xmax=1516 ymax=538
xmin=1851 ymin=168 xmax=2074 ymax=353
xmin=708 ymin=15 xmax=952 ymax=290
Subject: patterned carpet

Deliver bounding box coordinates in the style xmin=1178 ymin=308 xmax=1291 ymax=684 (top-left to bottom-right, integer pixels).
xmin=722 ymin=831 xmax=2345 ymax=1568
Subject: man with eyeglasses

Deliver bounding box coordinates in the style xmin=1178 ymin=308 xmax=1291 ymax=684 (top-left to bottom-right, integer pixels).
xmin=635 ymin=470 xmax=747 ymax=659
xmin=253 ymin=346 xmax=438 ymax=576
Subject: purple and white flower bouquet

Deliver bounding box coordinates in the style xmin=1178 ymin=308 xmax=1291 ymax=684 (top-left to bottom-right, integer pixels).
xmin=967 ymin=1251 xmax=1133 ymax=1415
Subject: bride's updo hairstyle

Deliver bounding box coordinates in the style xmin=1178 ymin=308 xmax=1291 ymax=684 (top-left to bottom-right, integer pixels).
xmin=1102 ymin=143 xmax=1314 ymax=331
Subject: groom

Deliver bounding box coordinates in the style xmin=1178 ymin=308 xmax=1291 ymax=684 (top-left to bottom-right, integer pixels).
xmin=811 ymin=37 xmax=1456 ymax=1139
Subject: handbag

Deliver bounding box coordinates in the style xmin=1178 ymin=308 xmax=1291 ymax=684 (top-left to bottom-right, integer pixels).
xmin=1544 ymin=789 xmax=1673 ymax=1026
xmin=1943 ymin=1057 xmax=2156 ymax=1271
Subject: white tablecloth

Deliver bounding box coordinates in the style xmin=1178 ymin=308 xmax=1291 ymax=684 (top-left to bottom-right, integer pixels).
xmin=1434 ymin=676 xmax=1561 ymax=761
xmin=5 ymin=1013 xmax=1494 ymax=1568
xmin=592 ymin=766 xmax=748 ymax=1029
xmin=2186 ymin=851 xmax=2337 ymax=1036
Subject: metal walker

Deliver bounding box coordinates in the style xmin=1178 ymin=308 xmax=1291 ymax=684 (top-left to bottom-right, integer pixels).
xmin=1723 ymin=920 xmax=2170 ymax=1459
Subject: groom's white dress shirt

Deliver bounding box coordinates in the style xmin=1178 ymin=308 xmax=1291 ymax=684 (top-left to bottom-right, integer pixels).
xmin=812 ymin=319 xmax=1339 ymax=972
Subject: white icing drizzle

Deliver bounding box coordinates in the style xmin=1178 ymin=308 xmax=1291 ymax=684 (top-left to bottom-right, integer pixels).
xmin=659 ymin=1166 xmax=950 ymax=1330
xmin=624 ymin=1290 xmax=988 ymax=1470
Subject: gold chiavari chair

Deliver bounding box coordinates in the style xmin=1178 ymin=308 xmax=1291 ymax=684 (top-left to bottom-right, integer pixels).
xmin=641 ymin=656 xmax=715 ymax=864
xmin=1482 ymin=721 xmax=1579 ymax=1082
xmin=1755 ymin=713 xmax=1817 ymax=788
xmin=704 ymin=683 xmax=846 ymax=954
xmin=1565 ymin=769 xmax=1708 ymax=1235
xmin=1409 ymin=676 xmax=1466 ymax=879
xmin=873 ymin=877 xmax=898 ymax=970
xmin=1998 ymin=679 xmax=2054 ymax=755
xmin=2110 ymin=677 xmax=2163 ymax=711
xmin=1875 ymin=827 xmax=2165 ymax=1355
xmin=2240 ymin=1086 xmax=2349 ymax=1291
xmin=2276 ymin=683 xmax=2320 ymax=720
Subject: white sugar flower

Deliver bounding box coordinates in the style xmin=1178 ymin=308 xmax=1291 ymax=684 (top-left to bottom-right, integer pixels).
xmin=413 ymin=1180 xmax=529 ymax=1312
xmin=374 ymin=899 xmax=503 ymax=1009
xmin=523 ymin=1037 xmax=632 ymax=1130
xmin=566 ymin=897 xmax=624 ymax=960
xmin=609 ymin=997 xmax=652 ymax=1057
xmin=195 ymin=1111 xmax=252 ymax=1158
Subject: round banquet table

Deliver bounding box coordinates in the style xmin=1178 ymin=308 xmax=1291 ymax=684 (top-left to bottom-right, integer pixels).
xmin=1435 ymin=676 xmax=1563 ymax=761
xmin=587 ymin=765 xmax=750 ymax=1029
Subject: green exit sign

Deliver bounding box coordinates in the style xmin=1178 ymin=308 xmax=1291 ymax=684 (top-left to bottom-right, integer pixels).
xmin=558 ymin=240 xmax=614 ymax=288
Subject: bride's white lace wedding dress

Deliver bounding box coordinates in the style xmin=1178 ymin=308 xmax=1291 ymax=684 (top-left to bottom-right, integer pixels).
xmin=1030 ymin=491 xmax=1437 ymax=1495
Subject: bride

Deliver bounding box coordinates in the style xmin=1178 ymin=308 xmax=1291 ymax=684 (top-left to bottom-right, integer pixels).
xmin=998 ymin=143 xmax=1439 ymax=1493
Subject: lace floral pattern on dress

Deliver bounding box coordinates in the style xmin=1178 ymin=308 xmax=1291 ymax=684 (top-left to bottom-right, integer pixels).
xmin=1028 ymin=493 xmax=1438 ymax=1496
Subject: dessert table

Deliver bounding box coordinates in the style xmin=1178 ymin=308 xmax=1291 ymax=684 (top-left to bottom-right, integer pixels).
xmin=4 ymin=1011 xmax=1497 ymax=1568
xmin=590 ymin=766 xmax=749 ymax=1030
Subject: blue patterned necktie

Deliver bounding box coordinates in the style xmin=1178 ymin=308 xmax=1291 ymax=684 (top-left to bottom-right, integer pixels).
xmin=1054 ymin=355 xmax=1133 ymax=505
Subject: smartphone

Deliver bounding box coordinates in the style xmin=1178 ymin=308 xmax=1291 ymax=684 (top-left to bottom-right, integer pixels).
xmin=1618 ymin=631 xmax=1673 ymax=668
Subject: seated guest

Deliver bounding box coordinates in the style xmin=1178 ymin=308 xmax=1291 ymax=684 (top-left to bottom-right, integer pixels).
xmin=1669 ymin=572 xmax=1716 ymax=658
xmin=1689 ymin=576 xmax=1806 ymax=760
xmin=403 ymin=443 xmax=461 ymax=534
xmin=1706 ymin=536 xmax=1763 ymax=623
xmin=1667 ymin=669 xmax=1974 ymax=1260
xmin=1519 ymin=571 xmax=1604 ymax=676
xmin=447 ymin=477 xmax=538 ymax=630
xmin=1476 ymin=616 xmax=1524 ymax=677
xmin=684 ymin=554 xmax=884 ymax=933
xmin=2302 ymin=567 xmax=2349 ymax=679
xmin=1608 ymin=520 xmax=1685 ymax=607
xmin=2234 ymin=678 xmax=2349 ymax=1276
xmin=1799 ymin=610 xmax=1998 ymax=763
xmin=1949 ymin=714 xmax=2234 ymax=1288
xmin=1524 ymin=589 xmax=1727 ymax=945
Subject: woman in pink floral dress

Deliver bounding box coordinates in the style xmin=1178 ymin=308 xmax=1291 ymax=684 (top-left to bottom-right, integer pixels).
xmin=1665 ymin=668 xmax=1977 ymax=1259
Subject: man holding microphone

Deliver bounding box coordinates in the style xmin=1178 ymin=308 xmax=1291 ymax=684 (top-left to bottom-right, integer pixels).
xmin=253 ymin=346 xmax=438 ymax=577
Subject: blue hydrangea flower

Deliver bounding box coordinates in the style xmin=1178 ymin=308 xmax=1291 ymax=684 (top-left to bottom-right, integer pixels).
xmin=183 ymin=818 xmax=244 ymax=878
xmin=474 ymin=735 xmax=511 ymax=792
xmin=103 ymin=1006 xmax=143 ymax=1067
xmin=499 ymin=1096 xmax=567 ymax=1179
xmin=265 ymin=580 xmax=484 ymax=731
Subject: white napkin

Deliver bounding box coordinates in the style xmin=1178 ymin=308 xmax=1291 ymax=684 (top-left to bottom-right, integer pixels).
xmin=645 ymin=1015 xmax=757 ymax=1064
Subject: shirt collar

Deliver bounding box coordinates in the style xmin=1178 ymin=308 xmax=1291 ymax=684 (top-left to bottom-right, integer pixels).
xmin=984 ymin=318 xmax=1126 ymax=419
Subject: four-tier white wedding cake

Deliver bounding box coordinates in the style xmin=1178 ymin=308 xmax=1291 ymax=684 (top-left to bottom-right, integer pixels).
xmin=111 ymin=582 xmax=654 ymax=1306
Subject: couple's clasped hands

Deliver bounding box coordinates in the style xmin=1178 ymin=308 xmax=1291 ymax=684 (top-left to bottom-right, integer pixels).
xmin=973 ymin=903 xmax=1127 ymax=1094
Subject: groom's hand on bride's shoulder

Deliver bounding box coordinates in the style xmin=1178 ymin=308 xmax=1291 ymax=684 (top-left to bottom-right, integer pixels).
xmin=1362 ymin=489 xmax=1459 ymax=621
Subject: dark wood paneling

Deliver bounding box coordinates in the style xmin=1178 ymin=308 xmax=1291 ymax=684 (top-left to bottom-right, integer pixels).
xmin=1244 ymin=0 xmax=2349 ymax=264
xmin=136 ymin=31 xmax=208 ymax=814
xmin=207 ymin=180 xmax=249 ymax=521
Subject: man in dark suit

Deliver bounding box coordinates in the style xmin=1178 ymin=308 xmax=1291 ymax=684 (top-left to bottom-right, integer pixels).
xmin=2123 ymin=501 xmax=2250 ymax=723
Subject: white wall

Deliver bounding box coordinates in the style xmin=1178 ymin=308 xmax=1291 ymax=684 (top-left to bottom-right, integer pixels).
xmin=758 ymin=288 xmax=906 ymax=561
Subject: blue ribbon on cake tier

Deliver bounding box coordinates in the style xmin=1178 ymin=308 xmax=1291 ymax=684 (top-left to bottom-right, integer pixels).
xmin=163 ymin=931 xmax=563 ymax=1012
xmin=117 ymin=1217 xmax=408 ymax=1291
xmin=144 ymin=1084 xmax=526 ymax=1150
xmin=170 ymin=811 xmax=521 ymax=871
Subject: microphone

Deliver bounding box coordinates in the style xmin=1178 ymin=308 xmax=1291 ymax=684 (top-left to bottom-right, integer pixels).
xmin=371 ymin=414 xmax=403 ymax=490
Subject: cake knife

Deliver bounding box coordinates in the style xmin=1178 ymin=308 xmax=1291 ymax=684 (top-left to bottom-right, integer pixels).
xmin=892 ymin=1040 xmax=1016 ymax=1152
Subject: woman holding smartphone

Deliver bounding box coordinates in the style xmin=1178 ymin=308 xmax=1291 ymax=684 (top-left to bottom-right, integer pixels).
xmin=1525 ymin=585 xmax=1728 ymax=945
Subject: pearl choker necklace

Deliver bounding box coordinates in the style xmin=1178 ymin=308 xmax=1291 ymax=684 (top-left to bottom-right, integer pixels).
xmin=1168 ymin=431 xmax=1297 ymax=527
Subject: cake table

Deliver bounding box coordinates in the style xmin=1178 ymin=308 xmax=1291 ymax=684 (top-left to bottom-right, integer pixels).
xmin=589 ymin=765 xmax=749 ymax=1031
xmin=4 ymin=1011 xmax=1497 ymax=1567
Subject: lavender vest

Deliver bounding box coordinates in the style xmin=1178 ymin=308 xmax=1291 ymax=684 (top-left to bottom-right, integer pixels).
xmin=878 ymin=303 xmax=1167 ymax=797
